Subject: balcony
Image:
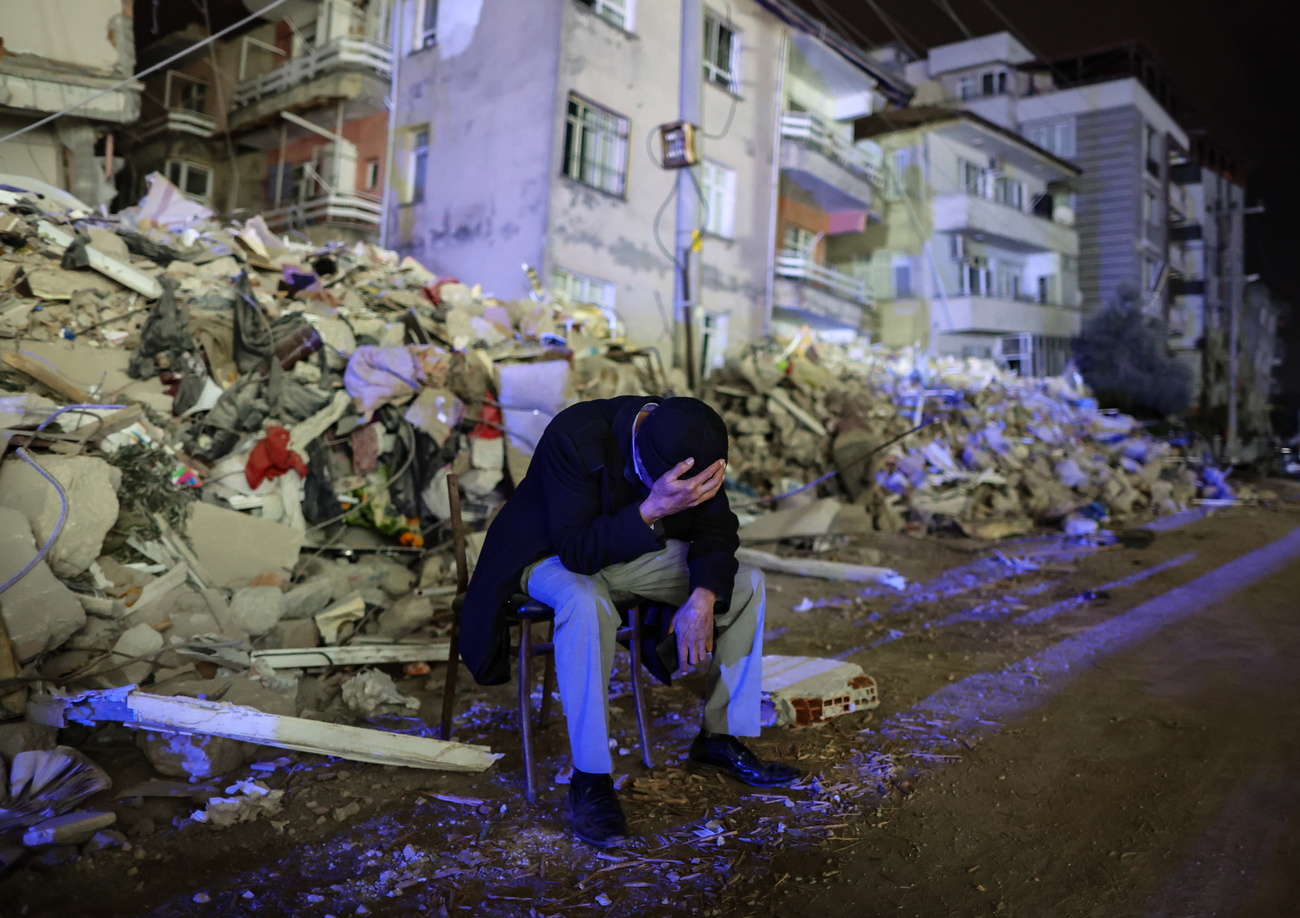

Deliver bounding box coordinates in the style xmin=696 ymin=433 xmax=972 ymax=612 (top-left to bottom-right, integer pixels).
xmin=933 ymin=192 xmax=1077 ymax=255
xmin=264 ymin=191 xmax=383 ymax=232
xmin=940 ymin=296 xmax=1080 ymax=338
xmin=136 ymin=108 xmax=218 ymax=140
xmin=779 ymin=112 xmax=876 ymax=210
xmin=235 ymin=36 xmax=393 ymax=107
xmin=772 ymin=251 xmax=871 ymax=329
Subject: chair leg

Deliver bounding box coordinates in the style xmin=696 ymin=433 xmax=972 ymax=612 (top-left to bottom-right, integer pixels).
xmin=439 ymin=617 xmax=460 ymax=741
xmin=627 ymin=607 xmax=653 ymax=769
xmin=539 ymin=620 xmax=556 ymax=729
xmin=518 ymin=620 xmax=538 ymax=804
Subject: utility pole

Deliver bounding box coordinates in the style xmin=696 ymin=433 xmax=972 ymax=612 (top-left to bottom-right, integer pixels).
xmin=674 ymin=0 xmax=703 ymax=395
xmin=1225 ymin=201 xmax=1265 ymax=461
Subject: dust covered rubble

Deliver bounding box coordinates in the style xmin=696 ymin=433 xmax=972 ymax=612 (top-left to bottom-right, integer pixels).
xmin=710 ymin=337 xmax=1238 ymax=541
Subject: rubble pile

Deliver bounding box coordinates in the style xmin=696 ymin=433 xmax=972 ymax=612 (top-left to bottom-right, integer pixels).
xmin=713 ymin=339 xmax=1227 ymax=539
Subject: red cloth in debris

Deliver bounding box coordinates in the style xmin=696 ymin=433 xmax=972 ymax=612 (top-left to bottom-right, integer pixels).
xmin=245 ymin=426 xmax=308 ymax=488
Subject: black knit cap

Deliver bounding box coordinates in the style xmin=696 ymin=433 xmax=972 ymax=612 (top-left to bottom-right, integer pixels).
xmin=636 ymin=398 xmax=729 ymax=482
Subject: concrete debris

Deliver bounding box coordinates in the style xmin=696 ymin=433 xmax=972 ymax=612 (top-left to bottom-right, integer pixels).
xmin=0 ymin=507 xmax=85 ymax=663
xmin=229 ymin=586 xmax=289 ymax=637
xmin=341 ymin=669 xmax=420 ymax=716
xmin=713 ymin=344 xmax=1222 ymax=536
xmin=189 ymin=779 xmax=284 ymax=829
xmin=760 ymin=655 xmax=881 ymax=727
xmin=0 ymin=455 xmax=121 ymax=577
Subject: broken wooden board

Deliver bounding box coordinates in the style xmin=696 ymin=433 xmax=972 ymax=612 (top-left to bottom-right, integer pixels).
xmin=760 ymin=655 xmax=880 ymax=727
xmin=251 ymin=642 xmax=450 ymax=669
xmin=36 ymin=221 xmax=162 ymax=299
xmin=30 ymin=687 xmax=500 ymax=773
xmin=0 ymin=351 xmax=93 ymax=403
xmin=736 ymin=547 xmax=905 ymax=589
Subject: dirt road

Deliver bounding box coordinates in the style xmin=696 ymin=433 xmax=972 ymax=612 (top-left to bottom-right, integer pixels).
xmin=5 ymin=503 xmax=1300 ymax=917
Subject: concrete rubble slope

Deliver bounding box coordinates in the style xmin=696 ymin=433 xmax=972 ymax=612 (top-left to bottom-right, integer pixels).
xmin=0 ymin=171 xmax=1241 ymax=881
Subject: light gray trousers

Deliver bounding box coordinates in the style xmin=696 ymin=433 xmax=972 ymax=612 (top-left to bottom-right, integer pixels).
xmin=523 ymin=540 xmax=765 ymax=774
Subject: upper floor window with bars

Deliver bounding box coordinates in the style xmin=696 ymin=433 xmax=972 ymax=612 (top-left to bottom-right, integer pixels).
xmin=576 ymin=0 xmax=633 ymax=30
xmin=704 ymin=12 xmax=740 ymax=93
xmin=562 ymin=94 xmax=630 ymax=196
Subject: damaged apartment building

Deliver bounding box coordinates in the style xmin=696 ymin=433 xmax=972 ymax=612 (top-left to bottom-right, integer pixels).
xmin=0 ymin=0 xmax=139 ymax=208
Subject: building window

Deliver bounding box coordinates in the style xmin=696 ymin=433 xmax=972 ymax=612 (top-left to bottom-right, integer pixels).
xmin=704 ymin=11 xmax=740 ymax=93
xmin=165 ymin=160 xmax=212 ymax=201
xmin=959 ymin=158 xmax=983 ymax=196
xmin=699 ymin=160 xmax=736 ymax=238
xmin=980 ymin=70 xmax=1008 ymax=96
xmin=956 ymin=76 xmax=976 ymax=101
xmin=576 ymin=0 xmax=633 ymax=30
xmin=553 ymin=267 xmax=617 ymax=326
xmin=783 ymin=225 xmax=817 ymax=255
xmin=1026 ymin=120 xmax=1075 ymax=158
xmin=364 ymin=158 xmax=380 ymax=189
xmin=994 ymin=176 xmax=1025 ymax=210
xmin=1144 ymin=189 xmax=1159 ymax=228
xmin=417 ymin=0 xmax=438 ymax=49
xmin=177 ymin=81 xmax=207 ymax=113
xmin=891 ymin=256 xmax=913 ymax=299
xmin=407 ymin=128 xmax=430 ymax=204
xmin=562 ymin=94 xmax=629 ymax=196
xmin=961 ymin=259 xmax=991 ymax=297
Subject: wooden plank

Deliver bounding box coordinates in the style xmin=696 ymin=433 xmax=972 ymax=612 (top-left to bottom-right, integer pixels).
xmin=36 ymin=221 xmax=162 ymax=299
xmin=0 ymin=351 xmax=92 ymax=403
xmin=735 ymin=547 xmax=906 ymax=589
xmin=251 ymin=642 xmax=450 ymax=669
xmin=34 ymin=688 xmax=500 ymax=773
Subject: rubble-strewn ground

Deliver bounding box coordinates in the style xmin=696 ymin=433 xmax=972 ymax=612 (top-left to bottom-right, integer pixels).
xmin=4 ymin=498 xmax=1299 ymax=917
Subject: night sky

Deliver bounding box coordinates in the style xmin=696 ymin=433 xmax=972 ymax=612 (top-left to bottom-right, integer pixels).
xmin=796 ymin=0 xmax=1298 ymax=403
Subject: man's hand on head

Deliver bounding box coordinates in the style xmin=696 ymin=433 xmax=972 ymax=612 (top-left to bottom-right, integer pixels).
xmin=639 ymin=457 xmax=726 ymax=526
xmin=669 ymin=587 xmax=716 ymax=670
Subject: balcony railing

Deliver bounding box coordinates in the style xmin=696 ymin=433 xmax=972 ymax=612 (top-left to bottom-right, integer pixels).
xmin=235 ymin=36 xmax=393 ymax=107
xmin=136 ymin=108 xmax=218 ymax=140
xmin=775 ymin=251 xmax=871 ymax=304
xmin=780 ymin=112 xmax=877 ymax=184
xmin=264 ymin=191 xmax=383 ymax=230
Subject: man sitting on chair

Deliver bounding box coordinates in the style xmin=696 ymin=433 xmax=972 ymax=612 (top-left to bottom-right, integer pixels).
xmin=459 ymin=395 xmax=799 ymax=847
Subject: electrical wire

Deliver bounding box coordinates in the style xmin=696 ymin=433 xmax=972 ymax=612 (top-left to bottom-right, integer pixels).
xmin=0 ymin=0 xmax=294 ymax=146
xmin=728 ymin=419 xmax=935 ymax=510
xmin=0 ymin=403 xmax=126 ymax=595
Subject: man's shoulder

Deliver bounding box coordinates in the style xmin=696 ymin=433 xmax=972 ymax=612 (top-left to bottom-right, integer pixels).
xmin=550 ymin=396 xmax=641 ymax=438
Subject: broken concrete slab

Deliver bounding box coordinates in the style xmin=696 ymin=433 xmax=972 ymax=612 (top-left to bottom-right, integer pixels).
xmin=377 ymin=593 xmax=435 ymax=638
xmin=229 ymin=586 xmax=288 ymax=637
xmin=108 ymin=623 xmax=164 ymax=686
xmin=249 ymin=641 xmax=449 ymax=669
xmin=0 ymin=723 xmax=58 ymax=760
xmin=0 ymin=507 xmax=85 ymax=663
xmin=760 ymin=655 xmax=880 ymax=727
xmin=34 ymin=686 xmax=500 ymax=773
xmin=282 ymin=577 xmax=333 ymax=620
xmin=0 ymin=454 xmax=121 ymax=577
xmin=187 ymin=501 xmax=304 ymax=589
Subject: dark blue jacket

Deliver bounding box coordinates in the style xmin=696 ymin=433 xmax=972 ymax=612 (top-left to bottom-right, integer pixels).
xmin=459 ymin=395 xmax=740 ymax=685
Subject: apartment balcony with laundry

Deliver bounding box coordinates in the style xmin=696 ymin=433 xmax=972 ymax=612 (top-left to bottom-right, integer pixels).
xmin=228 ymin=2 xmax=392 ymax=134
xmin=136 ymin=70 xmax=218 ymax=141
xmin=772 ymin=249 xmax=872 ymax=330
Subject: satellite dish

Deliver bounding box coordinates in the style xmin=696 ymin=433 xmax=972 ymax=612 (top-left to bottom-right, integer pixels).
xmin=242 ymin=0 xmax=318 ymax=21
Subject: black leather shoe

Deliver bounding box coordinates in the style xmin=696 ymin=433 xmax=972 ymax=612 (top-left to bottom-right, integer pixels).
xmin=568 ymin=770 xmax=627 ymax=848
xmin=687 ymin=731 xmax=801 ymax=787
